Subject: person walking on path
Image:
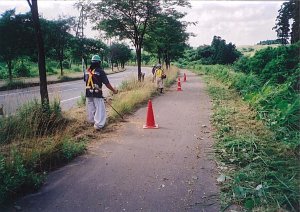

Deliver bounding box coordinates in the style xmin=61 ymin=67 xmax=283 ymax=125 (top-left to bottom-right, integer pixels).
xmin=154 ymin=64 xmax=165 ymax=93
xmin=84 ymin=55 xmax=118 ymax=130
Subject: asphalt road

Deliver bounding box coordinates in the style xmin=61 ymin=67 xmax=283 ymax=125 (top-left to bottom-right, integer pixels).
xmin=0 ymin=66 xmax=152 ymax=115
xmin=13 ymin=70 xmax=220 ymax=211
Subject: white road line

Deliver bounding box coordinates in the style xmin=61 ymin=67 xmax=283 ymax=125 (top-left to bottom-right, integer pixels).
xmin=0 ymin=81 xmax=82 ymax=97
xmin=49 ymin=88 xmax=80 ymax=94
xmin=0 ymin=87 xmax=81 ymax=97
xmin=60 ymin=96 xmax=81 ymax=103
xmin=0 ymin=89 xmax=40 ymax=97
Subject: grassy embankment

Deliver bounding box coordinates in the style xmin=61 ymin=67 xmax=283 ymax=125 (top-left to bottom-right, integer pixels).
xmin=191 ymin=65 xmax=299 ymax=211
xmin=236 ymin=44 xmax=280 ymax=57
xmin=0 ymin=66 xmax=179 ymax=204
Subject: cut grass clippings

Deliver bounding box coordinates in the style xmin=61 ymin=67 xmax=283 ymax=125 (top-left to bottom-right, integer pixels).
xmin=191 ymin=67 xmax=299 ymax=211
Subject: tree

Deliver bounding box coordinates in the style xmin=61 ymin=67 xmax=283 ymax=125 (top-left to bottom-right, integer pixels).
xmin=289 ymin=0 xmax=299 ymax=43
xmin=0 ymin=10 xmax=34 ymax=81
xmin=26 ymin=0 xmax=49 ymax=106
xmin=43 ymin=17 xmax=75 ymax=76
xmin=273 ymin=0 xmax=299 ymax=44
xmin=88 ymin=0 xmax=190 ymax=81
xmin=211 ymin=36 xmax=240 ymax=64
xmin=88 ymin=0 xmax=160 ymax=81
xmin=110 ymin=43 xmax=131 ymax=70
xmin=144 ymin=13 xmax=189 ymax=69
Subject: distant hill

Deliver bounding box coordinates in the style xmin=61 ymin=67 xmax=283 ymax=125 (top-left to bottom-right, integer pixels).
xmin=237 ymin=44 xmax=281 ymax=57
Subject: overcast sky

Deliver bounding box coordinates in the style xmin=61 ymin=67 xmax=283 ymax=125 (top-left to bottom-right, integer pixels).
xmin=0 ymin=0 xmax=284 ymax=47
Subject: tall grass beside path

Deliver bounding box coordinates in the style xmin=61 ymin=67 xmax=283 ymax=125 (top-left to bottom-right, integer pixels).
xmin=191 ymin=66 xmax=299 ymax=211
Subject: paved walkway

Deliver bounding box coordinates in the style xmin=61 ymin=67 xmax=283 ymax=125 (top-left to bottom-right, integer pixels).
xmin=15 ymin=70 xmax=220 ymax=211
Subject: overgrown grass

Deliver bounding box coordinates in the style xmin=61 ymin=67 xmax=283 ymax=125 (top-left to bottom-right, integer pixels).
xmin=0 ymin=100 xmax=87 ymax=204
xmin=0 ymin=99 xmax=66 ymax=144
xmin=2 ymin=80 xmax=26 ymax=90
xmin=191 ymin=66 xmax=299 ymax=211
xmin=199 ymin=65 xmax=299 ymax=149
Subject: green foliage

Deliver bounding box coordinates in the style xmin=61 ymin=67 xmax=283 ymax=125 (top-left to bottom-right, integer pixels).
xmin=13 ymin=60 xmax=31 ymax=77
xmin=0 ymin=152 xmax=44 ymax=204
xmin=245 ymin=83 xmax=300 ymax=146
xmin=76 ymin=92 xmax=86 ymax=107
xmin=110 ymin=43 xmax=131 ymax=67
xmin=177 ymin=36 xmax=241 ymax=67
xmin=257 ymin=39 xmax=282 ymax=45
xmin=72 ymin=66 xmax=81 ymax=72
xmin=196 ymin=65 xmax=299 ymax=149
xmin=144 ymin=13 xmax=189 ymax=66
xmin=0 ymin=99 xmax=67 ymax=144
xmin=274 ymin=0 xmax=299 ymax=44
xmin=0 ymin=136 xmax=86 ymax=203
xmin=0 ymin=10 xmax=35 ymax=79
xmin=61 ymin=138 xmax=86 ymax=161
xmin=0 ymin=9 xmax=110 ymax=81
xmin=234 ymin=42 xmax=300 ymax=88
xmin=102 ymin=61 xmax=109 ymax=68
xmin=194 ymin=72 xmax=300 ymax=210
xmin=46 ymin=64 xmax=56 ymax=74
xmin=62 ymin=60 xmax=70 ymax=69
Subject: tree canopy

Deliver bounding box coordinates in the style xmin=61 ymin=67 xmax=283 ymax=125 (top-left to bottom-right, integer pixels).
xmin=144 ymin=13 xmax=189 ymax=68
xmin=87 ymin=0 xmax=190 ymax=80
xmin=273 ymin=0 xmax=299 ymax=44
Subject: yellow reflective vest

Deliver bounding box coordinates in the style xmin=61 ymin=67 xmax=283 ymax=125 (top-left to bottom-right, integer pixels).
xmin=155 ymin=68 xmax=163 ymax=78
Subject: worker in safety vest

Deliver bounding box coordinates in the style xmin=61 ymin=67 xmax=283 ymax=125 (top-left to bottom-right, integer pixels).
xmin=154 ymin=64 xmax=165 ymax=93
xmin=84 ymin=55 xmax=118 ymax=130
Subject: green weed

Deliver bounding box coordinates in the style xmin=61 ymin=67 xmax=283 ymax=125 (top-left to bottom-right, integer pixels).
xmin=0 ymin=151 xmax=44 ymax=204
xmin=61 ymin=138 xmax=86 ymax=161
xmin=192 ymin=67 xmax=299 ymax=211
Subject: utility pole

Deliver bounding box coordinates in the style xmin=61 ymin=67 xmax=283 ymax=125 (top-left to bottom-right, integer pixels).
xmin=75 ymin=1 xmax=87 ymax=72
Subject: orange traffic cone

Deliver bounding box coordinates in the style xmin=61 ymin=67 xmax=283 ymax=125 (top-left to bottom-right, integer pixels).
xmin=177 ymin=77 xmax=182 ymax=91
xmin=143 ymin=100 xmax=159 ymax=129
xmin=183 ymin=73 xmax=186 ymax=82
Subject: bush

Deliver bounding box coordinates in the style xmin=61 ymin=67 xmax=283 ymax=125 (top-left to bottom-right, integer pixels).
xmin=62 ymin=60 xmax=70 ymax=69
xmin=47 ymin=61 xmax=58 ymax=69
xmin=102 ymin=61 xmax=109 ymax=68
xmin=0 ymin=66 xmax=8 ymax=79
xmin=46 ymin=64 xmax=56 ymax=74
xmin=13 ymin=61 xmax=31 ymax=77
xmin=72 ymin=66 xmax=81 ymax=72
xmin=61 ymin=138 xmax=86 ymax=161
xmin=233 ymin=56 xmax=251 ymax=73
xmin=0 ymin=152 xmax=44 ymax=204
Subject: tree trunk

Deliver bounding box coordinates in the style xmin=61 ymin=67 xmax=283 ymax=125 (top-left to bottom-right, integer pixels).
xmin=165 ymin=52 xmax=170 ymax=69
xmin=60 ymin=49 xmax=64 ymax=76
xmin=136 ymin=47 xmax=142 ymax=81
xmin=60 ymin=58 xmax=63 ymax=76
xmin=28 ymin=0 xmax=49 ymax=106
xmin=7 ymin=60 xmax=12 ymax=82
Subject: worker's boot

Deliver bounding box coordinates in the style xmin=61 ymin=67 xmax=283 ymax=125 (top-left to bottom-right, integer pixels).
xmin=160 ymin=88 xmax=163 ymax=93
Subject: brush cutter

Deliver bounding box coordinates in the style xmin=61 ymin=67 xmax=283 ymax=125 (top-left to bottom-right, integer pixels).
xmin=104 ymin=98 xmax=124 ymax=120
